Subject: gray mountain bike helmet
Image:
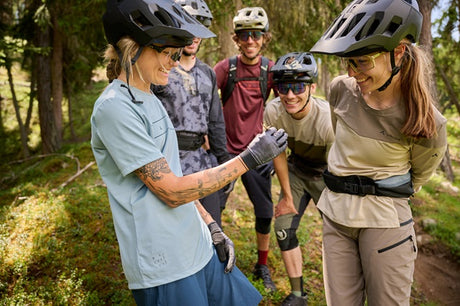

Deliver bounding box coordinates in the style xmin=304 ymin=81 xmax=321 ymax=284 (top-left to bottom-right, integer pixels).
xmin=310 ymin=0 xmax=422 ymax=57
xmin=103 ymin=0 xmax=215 ymax=48
xmin=271 ymin=52 xmax=318 ymax=83
xmin=175 ymin=0 xmax=213 ymax=27
xmin=233 ymin=7 xmax=269 ymax=32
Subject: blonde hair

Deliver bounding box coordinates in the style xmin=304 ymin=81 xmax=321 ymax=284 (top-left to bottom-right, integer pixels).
xmin=399 ymin=42 xmax=437 ymax=138
xmin=104 ymin=37 xmax=145 ymax=83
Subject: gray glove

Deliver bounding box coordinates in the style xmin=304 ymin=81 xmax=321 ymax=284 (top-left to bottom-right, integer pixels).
xmin=239 ymin=127 xmax=288 ymax=170
xmin=208 ymin=221 xmax=235 ymax=273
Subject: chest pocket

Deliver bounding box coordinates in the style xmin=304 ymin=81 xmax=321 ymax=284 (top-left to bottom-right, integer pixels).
xmin=148 ymin=113 xmax=171 ymax=150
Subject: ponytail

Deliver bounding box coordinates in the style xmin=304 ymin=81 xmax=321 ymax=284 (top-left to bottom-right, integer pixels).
xmin=399 ymin=42 xmax=437 ymax=138
xmin=103 ymin=37 xmax=141 ymax=83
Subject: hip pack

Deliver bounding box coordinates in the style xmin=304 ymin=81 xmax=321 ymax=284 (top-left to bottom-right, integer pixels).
xmin=322 ymin=170 xmax=414 ymax=198
xmin=176 ymin=131 xmax=205 ymax=151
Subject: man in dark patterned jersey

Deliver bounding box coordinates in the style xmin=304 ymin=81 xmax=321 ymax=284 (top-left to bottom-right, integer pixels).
xmin=151 ymin=0 xmax=231 ymax=226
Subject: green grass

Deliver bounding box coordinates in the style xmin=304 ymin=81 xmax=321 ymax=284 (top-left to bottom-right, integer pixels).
xmin=1 ymin=74 xmax=459 ymax=305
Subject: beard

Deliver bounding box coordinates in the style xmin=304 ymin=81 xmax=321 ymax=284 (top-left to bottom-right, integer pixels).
xmin=182 ymin=50 xmax=196 ymax=57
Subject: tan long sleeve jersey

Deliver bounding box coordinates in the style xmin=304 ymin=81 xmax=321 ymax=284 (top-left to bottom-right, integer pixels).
xmin=317 ymin=75 xmax=447 ymax=228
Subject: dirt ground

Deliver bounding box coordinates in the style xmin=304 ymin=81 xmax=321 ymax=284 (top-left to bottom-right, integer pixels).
xmin=413 ymin=223 xmax=460 ymax=305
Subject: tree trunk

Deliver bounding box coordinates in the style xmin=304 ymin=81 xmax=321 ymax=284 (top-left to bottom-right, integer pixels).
xmin=440 ymin=144 xmax=455 ymax=182
xmin=419 ymin=0 xmax=455 ymax=182
xmin=436 ymin=62 xmax=460 ymax=113
xmin=35 ymin=24 xmax=59 ymax=154
xmin=0 ymin=94 xmax=4 ymax=136
xmin=67 ymin=80 xmax=76 ymax=140
xmin=51 ymin=14 xmax=63 ymax=143
xmin=216 ymin=1 xmax=239 ymax=61
xmin=25 ymin=61 xmax=37 ymax=136
xmin=5 ymin=56 xmax=30 ymax=157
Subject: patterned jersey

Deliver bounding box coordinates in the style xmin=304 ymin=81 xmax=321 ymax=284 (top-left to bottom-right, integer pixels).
xmin=152 ymin=59 xmax=230 ymax=175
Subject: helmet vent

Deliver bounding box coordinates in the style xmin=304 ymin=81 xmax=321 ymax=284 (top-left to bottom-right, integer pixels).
xmin=355 ymin=11 xmax=383 ymax=40
xmin=130 ymin=10 xmax=153 ymax=29
xmin=302 ymin=57 xmax=312 ymax=65
xmin=154 ymin=9 xmax=180 ymax=28
xmin=386 ymin=16 xmax=403 ymax=36
xmin=340 ymin=13 xmax=365 ymax=38
xmin=328 ymin=17 xmax=346 ymax=39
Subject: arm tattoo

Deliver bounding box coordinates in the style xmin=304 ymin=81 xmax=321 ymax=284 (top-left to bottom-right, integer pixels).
xmin=135 ymin=158 xmax=171 ymax=181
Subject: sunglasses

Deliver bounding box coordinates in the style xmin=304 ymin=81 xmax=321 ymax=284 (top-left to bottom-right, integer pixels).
xmin=277 ymin=82 xmax=309 ymax=95
xmin=341 ymin=52 xmax=384 ymax=73
xmin=148 ymin=45 xmax=183 ymax=62
xmin=237 ymin=31 xmax=264 ymax=42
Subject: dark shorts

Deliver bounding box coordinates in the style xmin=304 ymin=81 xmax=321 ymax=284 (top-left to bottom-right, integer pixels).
xmin=241 ymin=161 xmax=274 ymax=219
xmin=132 ymin=249 xmax=262 ymax=306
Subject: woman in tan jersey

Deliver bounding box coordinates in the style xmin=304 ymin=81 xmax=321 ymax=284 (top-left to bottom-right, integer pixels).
xmin=310 ymin=0 xmax=447 ymax=305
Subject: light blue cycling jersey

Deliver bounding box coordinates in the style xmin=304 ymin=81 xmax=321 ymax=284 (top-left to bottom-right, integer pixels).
xmin=91 ymin=79 xmax=213 ymax=289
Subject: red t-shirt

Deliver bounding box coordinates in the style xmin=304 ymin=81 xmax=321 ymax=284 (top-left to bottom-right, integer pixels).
xmin=214 ymin=55 xmax=276 ymax=154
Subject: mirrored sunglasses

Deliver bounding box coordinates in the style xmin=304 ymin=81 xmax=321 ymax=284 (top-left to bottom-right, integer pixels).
xmin=148 ymin=45 xmax=183 ymax=62
xmin=277 ymin=82 xmax=308 ymax=95
xmin=341 ymin=52 xmax=384 ymax=73
xmin=237 ymin=31 xmax=263 ymax=42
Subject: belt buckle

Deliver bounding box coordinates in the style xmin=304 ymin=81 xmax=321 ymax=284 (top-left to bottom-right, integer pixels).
xmin=344 ymin=183 xmax=359 ymax=195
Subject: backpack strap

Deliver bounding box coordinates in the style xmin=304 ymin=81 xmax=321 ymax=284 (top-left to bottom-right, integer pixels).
xmin=221 ymin=56 xmax=238 ymax=105
xmin=221 ymin=55 xmax=270 ymax=105
xmin=259 ymin=56 xmax=269 ymax=102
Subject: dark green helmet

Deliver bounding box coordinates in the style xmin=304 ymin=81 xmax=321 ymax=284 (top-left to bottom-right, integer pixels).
xmin=310 ymin=0 xmax=422 ymax=57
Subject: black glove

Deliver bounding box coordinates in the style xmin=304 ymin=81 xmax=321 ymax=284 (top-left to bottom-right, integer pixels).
xmin=239 ymin=127 xmax=288 ymax=170
xmin=208 ymin=221 xmax=235 ymax=273
xmin=222 ymin=179 xmax=236 ymax=194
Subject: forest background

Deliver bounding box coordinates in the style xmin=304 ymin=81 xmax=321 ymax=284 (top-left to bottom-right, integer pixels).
xmin=0 ymin=0 xmax=459 ymax=305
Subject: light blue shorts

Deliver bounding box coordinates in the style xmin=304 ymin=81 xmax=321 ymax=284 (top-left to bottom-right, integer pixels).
xmin=132 ymin=249 xmax=262 ymax=306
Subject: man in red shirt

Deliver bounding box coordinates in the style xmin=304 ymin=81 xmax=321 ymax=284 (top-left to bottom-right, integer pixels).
xmin=214 ymin=6 xmax=278 ymax=292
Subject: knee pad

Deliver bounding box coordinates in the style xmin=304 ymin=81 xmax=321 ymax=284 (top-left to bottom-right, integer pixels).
xmin=255 ymin=217 xmax=271 ymax=234
xmin=276 ymin=228 xmax=299 ymax=251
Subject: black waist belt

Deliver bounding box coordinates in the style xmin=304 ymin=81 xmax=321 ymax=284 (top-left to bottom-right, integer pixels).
xmin=176 ymin=131 xmax=205 ymax=151
xmin=322 ymin=169 xmax=414 ymax=198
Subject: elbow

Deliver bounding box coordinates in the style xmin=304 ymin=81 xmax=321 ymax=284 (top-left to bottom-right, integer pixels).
xmin=157 ymin=192 xmax=189 ymax=208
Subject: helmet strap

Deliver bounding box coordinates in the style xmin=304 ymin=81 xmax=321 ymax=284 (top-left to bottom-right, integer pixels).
xmin=294 ymin=84 xmax=312 ymax=115
xmin=118 ymin=46 xmax=145 ymax=104
xmin=131 ymin=47 xmax=144 ymax=65
xmin=377 ymin=50 xmax=401 ymax=92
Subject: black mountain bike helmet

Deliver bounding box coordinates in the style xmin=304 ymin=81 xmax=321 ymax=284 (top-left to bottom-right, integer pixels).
xmin=175 ymin=0 xmax=213 ymax=27
xmin=271 ymin=52 xmax=318 ymax=83
xmin=103 ymin=0 xmax=215 ymax=48
xmin=310 ymin=0 xmax=422 ymax=57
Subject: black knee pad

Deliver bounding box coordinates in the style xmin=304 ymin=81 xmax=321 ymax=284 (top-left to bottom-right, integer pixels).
xmin=276 ymin=228 xmax=299 ymax=251
xmin=255 ymin=217 xmax=271 ymax=234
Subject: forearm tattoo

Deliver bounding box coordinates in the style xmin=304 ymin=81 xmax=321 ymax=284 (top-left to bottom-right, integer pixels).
xmin=134 ymin=157 xmax=241 ymax=206
xmin=135 ymin=158 xmax=171 ymax=181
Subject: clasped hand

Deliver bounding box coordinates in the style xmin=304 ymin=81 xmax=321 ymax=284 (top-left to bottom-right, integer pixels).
xmin=239 ymin=127 xmax=288 ymax=169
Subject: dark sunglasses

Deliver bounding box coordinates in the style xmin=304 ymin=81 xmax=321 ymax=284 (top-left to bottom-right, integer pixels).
xmin=277 ymin=82 xmax=308 ymax=95
xmin=237 ymin=31 xmax=264 ymax=42
xmin=148 ymin=45 xmax=183 ymax=62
